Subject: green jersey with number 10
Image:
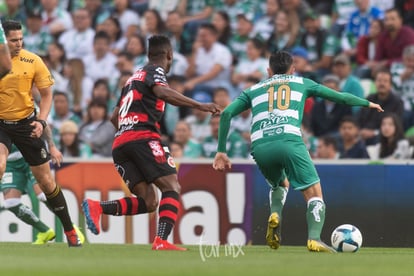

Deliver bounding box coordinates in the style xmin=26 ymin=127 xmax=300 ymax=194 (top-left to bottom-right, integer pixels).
xmin=217 ymin=74 xmax=370 ymax=152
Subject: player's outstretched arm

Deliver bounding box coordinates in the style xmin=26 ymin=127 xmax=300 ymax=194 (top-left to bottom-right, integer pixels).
xmin=368 ymin=102 xmax=384 ymax=112
xmin=153 ymin=85 xmax=221 ymax=114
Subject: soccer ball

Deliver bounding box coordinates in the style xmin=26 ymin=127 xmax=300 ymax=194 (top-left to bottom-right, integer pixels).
xmin=331 ymin=224 xmax=363 ymax=252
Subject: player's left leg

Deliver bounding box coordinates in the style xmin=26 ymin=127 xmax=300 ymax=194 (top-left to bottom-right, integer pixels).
xmin=151 ymin=174 xmax=186 ymax=251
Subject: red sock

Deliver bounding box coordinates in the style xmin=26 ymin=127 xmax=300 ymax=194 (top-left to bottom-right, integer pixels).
xmin=157 ymin=191 xmax=180 ymax=240
xmin=101 ymin=197 xmax=147 ymax=216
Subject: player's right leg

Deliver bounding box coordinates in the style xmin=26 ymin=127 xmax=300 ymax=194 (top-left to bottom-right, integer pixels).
xmin=267 ymin=178 xmax=289 ymax=249
xmin=31 ymin=163 xmax=81 ymax=247
xmin=301 ymin=183 xmax=335 ymax=253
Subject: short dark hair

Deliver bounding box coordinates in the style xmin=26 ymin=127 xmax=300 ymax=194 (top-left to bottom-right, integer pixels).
xmin=148 ymin=35 xmax=172 ymax=60
xmin=269 ymin=51 xmax=293 ymax=74
xmin=2 ymin=20 xmax=22 ymax=36
xmin=340 ymin=115 xmax=359 ymax=128
xmin=199 ymin=22 xmax=218 ymax=35
xmin=94 ymin=31 xmax=110 ymax=43
xmin=320 ymin=136 xmax=338 ymax=151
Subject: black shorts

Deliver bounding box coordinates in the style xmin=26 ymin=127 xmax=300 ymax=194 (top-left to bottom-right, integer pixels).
xmin=0 ymin=113 xmax=50 ymax=166
xmin=112 ymin=140 xmax=177 ymax=191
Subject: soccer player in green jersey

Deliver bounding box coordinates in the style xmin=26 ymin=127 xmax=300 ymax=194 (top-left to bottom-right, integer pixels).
xmin=213 ymin=50 xmax=384 ymax=252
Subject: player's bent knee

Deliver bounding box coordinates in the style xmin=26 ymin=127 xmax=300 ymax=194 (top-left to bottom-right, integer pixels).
xmin=145 ymin=199 xmax=159 ymax=212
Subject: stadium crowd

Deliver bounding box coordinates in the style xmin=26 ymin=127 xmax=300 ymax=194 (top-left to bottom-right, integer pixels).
xmin=2 ymin=0 xmax=414 ymax=160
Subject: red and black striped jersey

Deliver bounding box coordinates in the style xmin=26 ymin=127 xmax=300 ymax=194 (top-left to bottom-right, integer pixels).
xmin=112 ymin=64 xmax=168 ymax=149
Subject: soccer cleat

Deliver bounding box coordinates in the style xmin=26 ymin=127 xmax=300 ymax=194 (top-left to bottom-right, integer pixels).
xmin=266 ymin=212 xmax=281 ymax=249
xmin=65 ymin=229 xmax=82 ymax=247
xmin=73 ymin=224 xmax=85 ymax=245
xmin=307 ymin=239 xmax=336 ymax=253
xmin=32 ymin=228 xmax=56 ymax=245
xmin=82 ymin=199 xmax=102 ymax=235
xmin=152 ymin=236 xmax=187 ymax=251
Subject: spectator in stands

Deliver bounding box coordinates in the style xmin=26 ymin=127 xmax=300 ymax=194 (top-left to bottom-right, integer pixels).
xmin=267 ymin=9 xmax=301 ymax=53
xmin=337 ymin=116 xmax=370 ymax=158
xmin=185 ymin=23 xmax=233 ymax=99
xmin=355 ymin=19 xmax=384 ymax=79
xmin=111 ymin=0 xmax=140 ymax=37
xmin=330 ymin=0 xmax=356 ymax=37
xmin=97 ymin=16 xmax=127 ymax=55
xmin=48 ymin=91 xmax=82 ymax=146
xmin=125 ymin=33 xmax=148 ymax=71
xmin=141 ymin=9 xmax=166 ymax=40
xmin=24 ymin=11 xmax=53 ymax=57
xmin=367 ymin=113 xmax=411 ymax=159
xmin=184 ymin=92 xmax=212 ymax=142
xmin=83 ymin=31 xmax=118 ymax=82
xmin=79 ymin=98 xmax=116 ymax=158
xmin=316 ymin=135 xmax=339 ymax=159
xmin=173 ymin=120 xmax=203 ymax=158
xmin=56 ymin=58 xmax=94 ymax=117
xmin=358 ymin=69 xmax=404 ymax=145
xmin=146 ymin=0 xmax=180 ymax=21
xmin=395 ymin=0 xmax=414 ymax=29
xmin=341 ymin=0 xmax=384 ymax=59
xmin=59 ymin=120 xmax=92 ymax=158
xmin=177 ymin=0 xmax=214 ymax=36
xmin=40 ymin=0 xmax=73 ymax=37
xmin=166 ymin=10 xmax=194 ymax=56
xmin=211 ymin=10 xmax=232 ymax=46
xmin=390 ymin=45 xmax=414 ymax=130
xmin=291 ymin=46 xmax=319 ymax=82
xmin=58 ymin=8 xmax=95 ymax=59
xmin=1 ymin=0 xmax=26 ymax=24
xmin=390 ymin=45 xmax=414 ymax=129
xmin=84 ymin=0 xmax=111 ymax=29
xmin=229 ymin=12 xmax=254 ymax=63
xmin=91 ymin=78 xmax=114 ymax=115
xmin=202 ymin=115 xmax=248 ymax=158
xmin=169 ymin=141 xmax=184 ymax=159
xmin=212 ymin=87 xmax=232 ymax=109
xmin=213 ymin=0 xmax=255 ymax=32
xmin=232 ymin=38 xmax=267 ymax=91
xmin=252 ymin=0 xmax=279 ymax=41
xmin=46 ymin=41 xmax=66 ymax=78
xmin=281 ymin=0 xmax=313 ymax=24
xmin=310 ymin=74 xmax=352 ymax=138
xmin=374 ymin=8 xmax=414 ymax=70
xmin=332 ymin=53 xmax=365 ymax=113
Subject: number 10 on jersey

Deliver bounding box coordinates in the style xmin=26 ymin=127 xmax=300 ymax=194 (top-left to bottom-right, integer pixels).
xmin=267 ymin=84 xmax=291 ymax=112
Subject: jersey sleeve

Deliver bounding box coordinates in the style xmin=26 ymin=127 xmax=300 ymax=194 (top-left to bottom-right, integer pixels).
xmin=306 ymin=78 xmax=369 ymax=107
xmin=33 ymin=55 xmax=54 ymax=89
xmin=0 ymin=23 xmax=6 ymax=44
xmin=145 ymin=65 xmax=168 ymax=87
xmin=217 ymin=91 xmax=251 ymax=153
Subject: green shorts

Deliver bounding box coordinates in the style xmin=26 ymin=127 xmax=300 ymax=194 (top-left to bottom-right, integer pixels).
xmin=0 ymin=158 xmax=35 ymax=194
xmin=251 ymin=139 xmax=320 ymax=190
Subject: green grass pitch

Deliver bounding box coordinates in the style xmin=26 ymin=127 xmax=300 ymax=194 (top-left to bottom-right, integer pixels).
xmin=1 ymin=242 xmax=414 ymax=275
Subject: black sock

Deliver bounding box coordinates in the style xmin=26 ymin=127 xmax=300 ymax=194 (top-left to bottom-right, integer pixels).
xmin=46 ymin=185 xmax=73 ymax=232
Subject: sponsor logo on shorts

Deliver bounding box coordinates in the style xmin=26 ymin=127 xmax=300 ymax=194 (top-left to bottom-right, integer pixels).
xmin=40 ymin=148 xmax=47 ymax=159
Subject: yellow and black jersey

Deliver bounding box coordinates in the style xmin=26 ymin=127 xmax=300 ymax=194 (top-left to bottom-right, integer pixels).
xmin=0 ymin=49 xmax=54 ymax=120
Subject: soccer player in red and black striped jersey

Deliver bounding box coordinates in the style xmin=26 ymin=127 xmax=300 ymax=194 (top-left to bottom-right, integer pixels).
xmin=82 ymin=35 xmax=220 ymax=250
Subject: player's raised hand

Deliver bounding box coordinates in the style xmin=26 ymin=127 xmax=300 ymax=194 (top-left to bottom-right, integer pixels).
xmin=199 ymin=103 xmax=221 ymax=115
xmin=213 ymin=152 xmax=231 ymax=171
xmin=369 ymin=102 xmax=384 ymax=112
